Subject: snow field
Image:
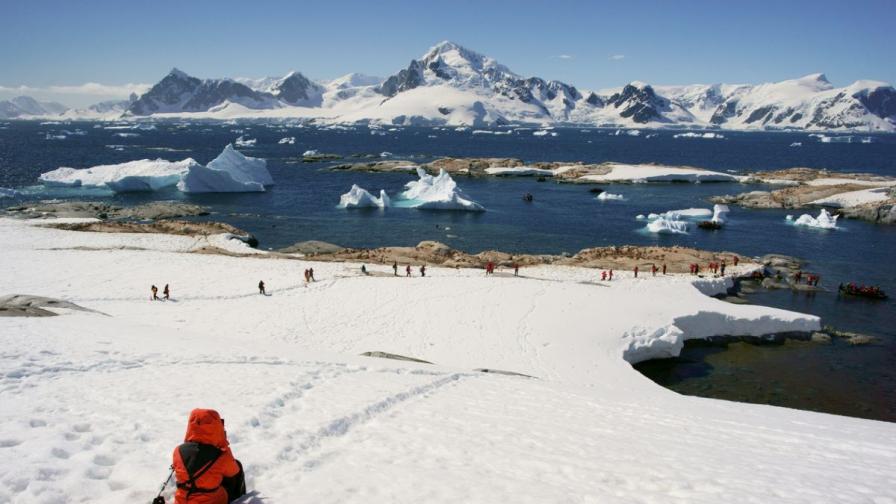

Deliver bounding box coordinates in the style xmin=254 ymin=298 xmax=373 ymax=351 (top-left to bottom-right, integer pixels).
xmin=0 ymin=218 xmax=893 ymax=503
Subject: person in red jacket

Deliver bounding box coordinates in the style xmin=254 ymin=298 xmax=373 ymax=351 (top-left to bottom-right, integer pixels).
xmin=172 ymin=409 xmax=245 ymax=504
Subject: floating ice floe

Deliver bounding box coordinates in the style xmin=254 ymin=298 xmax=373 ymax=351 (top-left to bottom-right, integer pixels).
xmin=303 ymin=149 xmax=319 ymax=156
xmin=38 ymin=144 xmax=271 ymax=194
xmin=596 ymin=192 xmax=625 ymax=201
xmin=178 ymin=144 xmax=272 ymax=193
xmin=380 ymin=151 xmax=392 ymax=157
xmin=278 ymin=137 xmax=295 ymax=144
xmin=396 ymin=168 xmax=484 ymax=211
xmin=45 ymin=134 xmax=66 ymax=140
xmin=235 ymin=135 xmax=257 ymax=147
xmin=114 ymin=132 xmax=140 ymax=138
xmin=809 ymin=134 xmax=872 ymax=144
xmin=611 ymin=129 xmax=641 ymax=136
xmin=673 ymin=132 xmax=725 ymax=139
xmin=645 ymin=216 xmax=689 ymax=234
xmin=532 ymin=130 xmax=558 ymax=137
xmin=790 ymin=209 xmax=840 ymax=230
xmin=790 ymin=142 xmax=802 ymax=147
xmin=338 ymin=185 xmax=391 ymax=209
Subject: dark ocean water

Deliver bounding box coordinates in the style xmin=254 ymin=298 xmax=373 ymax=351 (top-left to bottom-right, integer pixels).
xmin=1 ymin=120 xmax=894 ymax=421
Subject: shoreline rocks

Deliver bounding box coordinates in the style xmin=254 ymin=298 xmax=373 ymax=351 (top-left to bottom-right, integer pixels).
xmin=5 ymin=200 xmax=209 ymax=221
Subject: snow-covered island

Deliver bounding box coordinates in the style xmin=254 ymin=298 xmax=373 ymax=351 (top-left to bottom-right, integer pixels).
xmin=1 ymin=216 xmax=893 ymax=502
xmin=715 ymin=168 xmax=896 ymax=224
xmin=331 ymin=157 xmax=744 ymax=184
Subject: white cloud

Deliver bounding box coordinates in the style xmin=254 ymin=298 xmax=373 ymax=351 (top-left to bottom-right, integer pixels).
xmin=0 ymin=82 xmax=151 ymax=97
xmin=557 ymin=54 xmax=574 ymax=60
xmin=0 ymin=82 xmax=152 ymax=108
xmin=610 ymin=54 xmax=625 ymax=61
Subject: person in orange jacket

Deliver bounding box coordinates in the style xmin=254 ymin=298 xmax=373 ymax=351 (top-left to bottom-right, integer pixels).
xmin=171 ymin=409 xmax=245 ymax=504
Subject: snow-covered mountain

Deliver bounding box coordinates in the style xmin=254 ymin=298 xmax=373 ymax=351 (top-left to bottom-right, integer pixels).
xmin=5 ymin=41 xmax=896 ymax=131
xmin=0 ymin=96 xmax=68 ymax=118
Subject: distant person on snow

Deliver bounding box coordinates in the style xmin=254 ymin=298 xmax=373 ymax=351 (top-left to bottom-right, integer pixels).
xmin=420 ymin=265 xmax=426 ymax=277
xmin=392 ymin=261 xmax=398 ymax=276
xmin=170 ymin=409 xmax=245 ymax=504
xmin=163 ymin=284 xmax=170 ymax=300
xmin=309 ymin=268 xmax=315 ymax=282
xmin=406 ymin=265 xmax=411 ymax=277
xmin=151 ymin=285 xmax=159 ymax=301
xmin=720 ymin=261 xmax=727 ymax=275
xmin=601 ymin=271 xmax=607 ymax=281
xmin=513 ymin=263 xmax=519 ymax=276
xmin=651 ymin=265 xmax=657 ymax=277
xmin=608 ymin=270 xmax=613 ymax=281
xmin=662 ymin=263 xmax=667 ymax=275
xmin=258 ymin=281 xmax=265 ymax=295
xmin=733 ymin=256 xmax=739 ymax=266
xmin=633 ymin=266 xmax=639 ymax=278
xmin=361 ymin=264 xmax=367 ymax=275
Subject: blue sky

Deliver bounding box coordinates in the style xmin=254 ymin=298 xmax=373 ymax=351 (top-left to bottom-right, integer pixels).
xmin=2 ymin=0 xmax=893 ymax=106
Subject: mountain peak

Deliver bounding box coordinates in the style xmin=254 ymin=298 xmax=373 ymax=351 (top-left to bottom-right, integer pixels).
xmin=168 ymin=67 xmax=191 ymax=79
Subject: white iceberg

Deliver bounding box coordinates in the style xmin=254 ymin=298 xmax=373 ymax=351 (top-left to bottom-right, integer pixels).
xmin=711 ymin=204 xmax=729 ymax=224
xmin=338 ymin=184 xmax=390 ymax=209
xmin=234 ymin=135 xmax=257 ymax=147
xmin=39 ymin=158 xmax=194 ymax=192
xmin=648 ymin=208 xmax=712 ymax=220
xmin=303 ymin=149 xmax=320 ymax=156
xmin=178 ymin=144 xmax=272 ymax=193
xmin=645 ymin=216 xmax=689 ymax=234
xmin=790 ymin=142 xmax=802 ymax=147
xmin=278 ymin=137 xmax=295 ymax=144
xmin=791 ymin=209 xmax=840 ymax=230
xmin=396 ymin=168 xmax=485 ymax=211
xmin=673 ymin=132 xmax=725 ymax=139
xmin=596 ymin=192 xmax=625 ymax=201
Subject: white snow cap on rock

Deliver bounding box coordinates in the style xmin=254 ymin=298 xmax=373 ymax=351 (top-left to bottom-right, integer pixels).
xmin=178 ymin=144 xmax=272 ymax=193
xmin=791 ymin=208 xmax=840 ymax=229
xmin=398 ymin=168 xmax=484 ymax=211
xmin=338 ymin=184 xmax=390 ymax=209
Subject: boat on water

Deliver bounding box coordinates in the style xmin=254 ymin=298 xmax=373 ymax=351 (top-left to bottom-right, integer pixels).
xmin=838 ymin=284 xmax=888 ymax=300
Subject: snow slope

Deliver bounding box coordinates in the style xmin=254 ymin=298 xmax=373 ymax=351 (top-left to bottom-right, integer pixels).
xmin=0 ymin=219 xmax=893 ymax=503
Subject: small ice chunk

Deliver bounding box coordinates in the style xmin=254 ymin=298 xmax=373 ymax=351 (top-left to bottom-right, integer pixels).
xmin=596 ymin=192 xmax=625 ymax=201
xmin=278 ymin=137 xmax=295 ymax=144
xmin=234 ymin=135 xmax=256 ymax=147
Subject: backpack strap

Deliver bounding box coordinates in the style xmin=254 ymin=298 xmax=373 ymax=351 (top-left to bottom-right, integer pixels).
xmin=176 ymin=442 xmax=223 ymax=496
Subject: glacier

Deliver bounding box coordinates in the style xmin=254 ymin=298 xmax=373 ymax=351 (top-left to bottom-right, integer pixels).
xmin=396 ymin=168 xmax=485 ymax=211
xmin=338 ymin=184 xmax=391 ymax=209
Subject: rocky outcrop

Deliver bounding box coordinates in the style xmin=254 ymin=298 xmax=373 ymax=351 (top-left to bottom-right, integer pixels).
xmin=838 ymin=201 xmax=896 ymax=224
xmin=6 ymin=201 xmax=209 ymax=220
xmin=0 ymin=295 xmax=95 ymax=317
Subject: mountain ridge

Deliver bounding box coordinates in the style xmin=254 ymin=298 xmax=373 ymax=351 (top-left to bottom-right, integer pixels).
xmin=2 ymin=41 xmax=894 ymax=132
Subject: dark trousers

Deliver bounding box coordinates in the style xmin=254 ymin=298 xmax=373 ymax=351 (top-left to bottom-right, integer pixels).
xmin=222 ymin=460 xmax=247 ymax=503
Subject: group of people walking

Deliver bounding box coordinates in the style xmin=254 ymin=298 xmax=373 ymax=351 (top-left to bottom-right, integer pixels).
xmin=150 ymin=284 xmax=170 ymax=301
xmin=794 ymin=270 xmax=820 ymax=286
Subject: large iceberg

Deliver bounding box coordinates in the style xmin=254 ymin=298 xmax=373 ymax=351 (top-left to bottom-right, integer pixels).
xmin=338 ymin=184 xmax=391 ymax=209
xmin=178 ymin=144 xmax=272 ymax=193
xmin=37 ymin=144 xmax=272 ymax=194
xmin=39 ymin=158 xmax=194 ymax=192
xmin=791 ymin=209 xmax=840 ymax=229
xmin=396 ymin=168 xmax=485 ymax=211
